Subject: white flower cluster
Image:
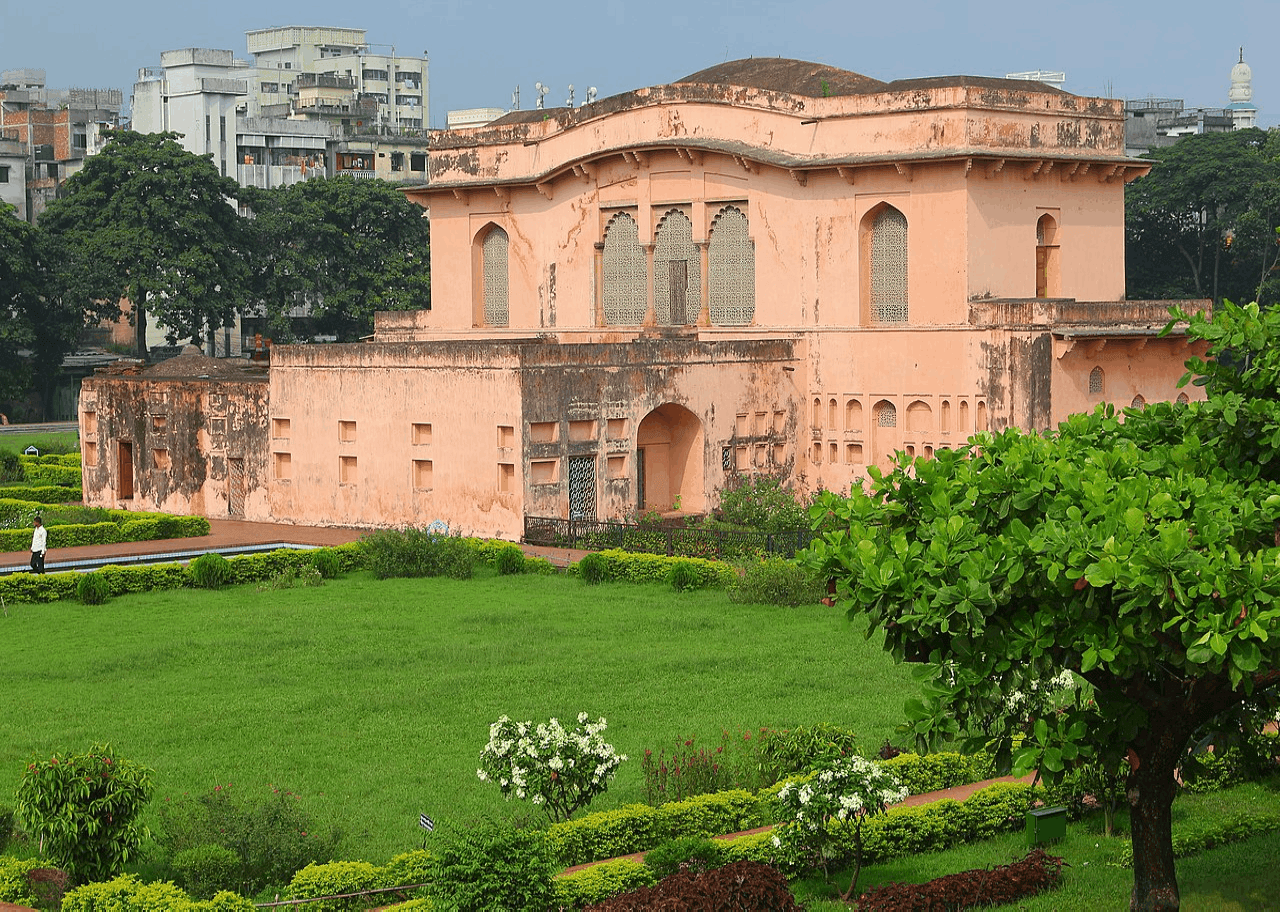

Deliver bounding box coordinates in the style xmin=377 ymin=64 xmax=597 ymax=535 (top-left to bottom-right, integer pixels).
xmin=775 ymin=755 xmax=908 ymax=832
xmin=476 ymin=712 xmax=628 ymax=821
xmin=1004 ymin=668 xmax=1079 ymax=714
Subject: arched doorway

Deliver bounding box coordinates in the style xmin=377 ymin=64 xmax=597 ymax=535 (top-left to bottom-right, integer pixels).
xmin=636 ymin=404 xmax=704 ymax=513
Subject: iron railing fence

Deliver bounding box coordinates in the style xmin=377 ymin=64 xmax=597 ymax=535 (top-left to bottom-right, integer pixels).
xmin=524 ymin=516 xmax=815 ymax=561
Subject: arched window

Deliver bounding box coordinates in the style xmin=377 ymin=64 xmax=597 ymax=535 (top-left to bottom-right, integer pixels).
xmin=866 ymin=205 xmax=908 ymax=323
xmin=1131 ymin=395 xmax=1146 ymax=409
xmin=845 ymin=399 xmax=862 ymax=431
xmin=1089 ymin=366 xmax=1104 ymax=395
xmin=1036 ymin=213 xmax=1058 ymax=298
xmin=603 ymin=212 xmax=646 ymax=325
xmin=708 ymin=205 xmax=755 ymax=325
xmin=812 ymin=397 xmax=823 ymax=429
xmin=1176 ymin=392 xmax=1190 ymax=405
xmin=876 ymin=401 xmax=898 ymax=427
xmin=654 ymin=209 xmax=699 ymax=325
xmin=476 ymin=225 xmax=510 ymax=327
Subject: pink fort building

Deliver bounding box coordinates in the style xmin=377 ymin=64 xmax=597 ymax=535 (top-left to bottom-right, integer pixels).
xmin=80 ymin=59 xmax=1205 ymax=538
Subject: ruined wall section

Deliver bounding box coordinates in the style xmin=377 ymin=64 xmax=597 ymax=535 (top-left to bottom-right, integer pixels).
xmin=517 ymin=338 xmax=799 ymax=523
xmin=79 ymin=368 xmax=269 ymax=519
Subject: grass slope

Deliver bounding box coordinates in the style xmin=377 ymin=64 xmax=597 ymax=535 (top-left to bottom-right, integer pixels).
xmin=0 ymin=571 xmax=916 ymax=863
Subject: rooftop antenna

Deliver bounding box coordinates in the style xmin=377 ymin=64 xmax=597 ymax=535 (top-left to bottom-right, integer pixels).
xmin=585 ymin=86 xmax=597 ymax=104
xmin=566 ymin=84 xmax=575 ymax=108
xmin=512 ymin=85 xmax=520 ymax=110
xmin=535 ymin=82 xmax=549 ymax=109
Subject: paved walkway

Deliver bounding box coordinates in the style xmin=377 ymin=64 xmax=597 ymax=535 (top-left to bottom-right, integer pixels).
xmin=0 ymin=519 xmax=591 ymax=575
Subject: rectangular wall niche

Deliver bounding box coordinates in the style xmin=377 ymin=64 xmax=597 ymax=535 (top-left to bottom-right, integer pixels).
xmin=569 ymin=420 xmax=597 ymax=442
xmin=339 ymin=420 xmax=357 ymax=443
xmin=413 ymin=459 xmax=433 ymax=490
xmin=272 ymin=418 xmax=291 ymax=439
xmin=498 ymin=462 xmax=515 ymax=492
xmin=607 ymin=454 xmax=627 ymax=479
xmin=84 ymin=441 xmax=98 ymax=467
xmin=529 ymin=421 xmax=558 ymax=443
xmin=152 ymin=416 xmax=167 ymax=430
xmin=498 ymin=425 xmax=515 ymax=448
xmin=530 ymin=459 xmax=558 ymax=485
xmin=153 ymin=448 xmax=171 ymax=470
xmin=83 ymin=411 xmax=98 ymax=435
xmin=412 ymin=422 xmax=432 ymax=445
xmin=274 ymin=451 xmax=292 ymax=480
xmin=340 ymin=455 xmax=358 ymax=484
xmin=606 ymin=418 xmax=627 ymax=439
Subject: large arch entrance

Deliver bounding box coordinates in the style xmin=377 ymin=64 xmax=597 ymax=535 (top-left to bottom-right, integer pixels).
xmin=636 ymin=404 xmax=704 ymax=514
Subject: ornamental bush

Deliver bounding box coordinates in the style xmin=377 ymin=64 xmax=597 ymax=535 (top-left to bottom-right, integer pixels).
xmin=189 ymin=553 xmax=233 ymax=589
xmin=360 ymin=528 xmax=475 ymax=580
xmin=772 ymin=756 xmax=908 ymax=901
xmin=478 ymin=713 xmax=627 ymax=822
xmin=728 ymin=556 xmax=825 ymax=607
xmin=76 ymin=571 xmax=111 ymax=605
xmin=14 ymin=743 xmax=154 ymax=884
xmin=429 ymin=821 xmax=557 ymax=912
xmin=60 ymin=874 xmax=254 ymax=912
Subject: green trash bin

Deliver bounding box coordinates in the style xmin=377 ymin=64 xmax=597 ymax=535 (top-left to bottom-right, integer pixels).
xmin=1026 ymin=806 xmax=1067 ymax=845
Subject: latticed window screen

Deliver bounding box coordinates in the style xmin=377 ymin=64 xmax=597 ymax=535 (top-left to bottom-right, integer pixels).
xmin=1089 ymin=366 xmax=1104 ymax=394
xmin=603 ymin=213 xmax=647 ymax=325
xmin=870 ymin=207 xmax=908 ymax=322
xmin=876 ymin=402 xmax=898 ymax=427
xmin=1131 ymin=395 xmax=1146 ymax=409
xmin=482 ymin=227 xmax=509 ymax=326
xmin=709 ymin=206 xmax=755 ymax=325
xmin=567 ymin=455 xmax=597 ymax=520
xmin=1176 ymin=392 xmax=1190 ymax=405
xmin=654 ymin=209 xmax=699 ymax=324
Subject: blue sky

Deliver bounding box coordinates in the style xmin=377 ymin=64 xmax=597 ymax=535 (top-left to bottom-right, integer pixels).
xmin=2 ymin=0 xmax=1274 ymax=130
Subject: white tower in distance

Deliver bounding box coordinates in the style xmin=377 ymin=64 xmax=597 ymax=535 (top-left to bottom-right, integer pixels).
xmin=1228 ymin=48 xmax=1257 ymax=129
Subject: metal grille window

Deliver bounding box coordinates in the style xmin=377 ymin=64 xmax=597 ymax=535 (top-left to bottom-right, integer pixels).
xmin=1089 ymin=366 xmax=1104 ymax=394
xmin=877 ymin=402 xmax=898 ymax=427
xmin=603 ymin=212 xmax=647 ymax=325
xmin=482 ymin=227 xmax=509 ymax=326
xmin=870 ymin=207 xmax=908 ymax=322
xmin=568 ymin=455 xmax=597 ymax=520
xmin=654 ymin=209 xmax=699 ymax=325
xmin=709 ymin=206 xmax=755 ymax=325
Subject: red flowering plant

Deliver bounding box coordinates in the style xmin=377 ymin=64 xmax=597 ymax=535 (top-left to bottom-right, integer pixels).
xmin=14 ymin=742 xmax=153 ymax=884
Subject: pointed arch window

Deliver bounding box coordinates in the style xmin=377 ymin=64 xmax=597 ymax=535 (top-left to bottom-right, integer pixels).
xmin=868 ymin=206 xmax=908 ymax=323
xmin=480 ymin=226 xmax=509 ymax=326
xmin=602 ymin=212 xmax=646 ymax=325
xmin=1089 ymin=366 xmax=1104 ymax=395
xmin=708 ymin=205 xmax=755 ymax=325
xmin=654 ymin=208 xmax=699 ymax=325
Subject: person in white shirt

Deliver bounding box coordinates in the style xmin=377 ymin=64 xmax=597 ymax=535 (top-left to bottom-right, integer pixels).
xmin=30 ymin=516 xmax=47 ymax=574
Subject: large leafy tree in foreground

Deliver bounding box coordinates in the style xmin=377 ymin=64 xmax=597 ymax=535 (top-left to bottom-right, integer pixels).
xmin=244 ymin=177 xmax=430 ymax=342
xmin=805 ymin=301 xmax=1280 ymax=911
xmin=40 ymin=130 xmax=251 ymax=355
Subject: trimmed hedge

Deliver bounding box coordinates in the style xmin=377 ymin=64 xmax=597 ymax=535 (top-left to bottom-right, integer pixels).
xmin=0 ymin=485 xmax=81 ymax=504
xmin=19 ymin=460 xmax=81 ymax=488
xmin=288 ymin=861 xmax=384 ymax=912
xmin=546 ymin=752 xmax=995 ymax=869
xmin=0 ymin=856 xmax=45 ymax=908
xmin=555 ymin=860 xmax=657 ymax=911
xmin=0 ymin=544 xmax=365 ymax=604
xmin=1117 ymin=811 xmax=1280 ymax=866
xmin=568 ymin=549 xmax=735 ymax=588
xmin=61 ymin=874 xmax=254 ymax=912
xmin=0 ymin=512 xmax=210 ymax=551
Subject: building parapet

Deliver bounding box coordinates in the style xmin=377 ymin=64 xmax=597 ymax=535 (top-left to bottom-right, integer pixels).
xmin=968 ymin=298 xmax=1211 ymax=329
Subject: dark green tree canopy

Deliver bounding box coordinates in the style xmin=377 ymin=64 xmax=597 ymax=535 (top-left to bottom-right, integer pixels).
xmin=244 ymin=176 xmax=430 ymax=342
xmin=40 ymin=130 xmax=251 ymax=353
xmin=805 ymin=300 xmax=1280 ymax=911
xmin=1126 ymin=129 xmax=1280 ymax=307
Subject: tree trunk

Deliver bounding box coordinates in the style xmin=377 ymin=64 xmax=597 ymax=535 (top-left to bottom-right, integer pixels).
xmin=1127 ymin=719 xmax=1191 ymax=912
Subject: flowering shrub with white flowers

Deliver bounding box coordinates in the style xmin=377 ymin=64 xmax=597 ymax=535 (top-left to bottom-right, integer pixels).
xmin=772 ymin=755 xmax=908 ymax=901
xmin=477 ymin=713 xmax=628 ymax=822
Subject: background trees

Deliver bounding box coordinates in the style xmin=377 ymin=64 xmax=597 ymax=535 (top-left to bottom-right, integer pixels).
xmin=805 ymin=301 xmax=1280 ymax=911
xmin=244 ymin=177 xmax=430 ymax=342
xmin=1126 ymin=128 xmax=1280 ymax=307
xmin=39 ymin=130 xmax=252 ymax=354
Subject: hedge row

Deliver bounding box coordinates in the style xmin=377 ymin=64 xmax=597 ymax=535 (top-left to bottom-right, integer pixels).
xmin=287 ymin=850 xmax=432 ymax=912
xmin=20 ymin=453 xmax=81 ymax=467
xmin=0 ymin=485 xmax=81 ymax=504
xmin=0 ymin=543 xmax=365 ymax=604
xmin=60 ymin=874 xmax=252 ymax=912
xmin=568 ymin=548 xmax=736 ymax=588
xmin=1117 ymin=810 xmax=1280 ymax=867
xmin=0 ymin=856 xmax=45 ymax=908
xmin=0 ymin=513 xmax=210 ymax=552
xmin=18 ymin=462 xmax=81 ymax=488
xmin=546 ymin=751 xmax=993 ymax=869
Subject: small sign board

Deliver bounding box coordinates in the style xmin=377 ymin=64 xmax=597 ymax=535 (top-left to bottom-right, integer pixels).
xmin=419 ymin=814 xmax=435 ymax=831
xmin=23 ymin=446 xmax=38 ymax=456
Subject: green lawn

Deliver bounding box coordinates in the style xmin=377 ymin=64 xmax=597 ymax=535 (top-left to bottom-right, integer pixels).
xmin=798 ymin=780 xmax=1280 ymax=910
xmin=0 ymin=430 xmax=79 ymax=455
xmin=0 ymin=571 xmax=917 ymax=864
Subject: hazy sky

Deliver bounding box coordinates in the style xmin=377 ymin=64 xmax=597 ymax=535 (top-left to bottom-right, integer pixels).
xmin=2 ymin=0 xmax=1273 ymax=129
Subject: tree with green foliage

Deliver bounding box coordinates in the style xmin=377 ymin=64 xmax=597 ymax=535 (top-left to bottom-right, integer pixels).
xmin=243 ymin=176 xmax=430 ymax=342
xmin=804 ymin=300 xmax=1280 ymax=911
xmin=15 ymin=743 xmax=154 ymax=884
xmin=1126 ymin=128 xmax=1280 ymax=307
xmin=39 ymin=130 xmax=251 ymax=356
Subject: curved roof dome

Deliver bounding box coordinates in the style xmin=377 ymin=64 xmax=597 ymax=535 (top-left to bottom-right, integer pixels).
xmin=678 ymin=58 xmax=888 ymax=98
